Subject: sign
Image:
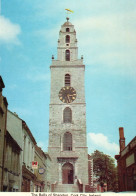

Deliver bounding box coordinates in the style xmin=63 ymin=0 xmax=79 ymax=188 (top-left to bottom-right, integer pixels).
xmin=32 ymin=161 xmax=38 ymax=169
xmin=38 ymin=168 xmax=45 ymax=174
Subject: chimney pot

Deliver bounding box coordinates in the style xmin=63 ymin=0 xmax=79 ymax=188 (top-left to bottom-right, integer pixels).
xmin=119 ymin=127 xmax=125 ymax=152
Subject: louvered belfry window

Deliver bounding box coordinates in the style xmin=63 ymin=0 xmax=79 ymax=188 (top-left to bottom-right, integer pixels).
xmin=66 ymin=35 xmax=70 ymax=43
xmin=65 ymin=50 xmax=70 ymax=61
xmin=66 ymin=28 xmax=70 ymax=32
xmin=65 ymin=74 xmax=70 ymax=86
xmin=63 ymin=132 xmax=72 ymax=151
xmin=63 ymin=107 xmax=72 ymax=123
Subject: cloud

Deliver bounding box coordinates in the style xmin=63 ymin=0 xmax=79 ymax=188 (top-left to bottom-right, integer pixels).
xmin=75 ymin=14 xmax=136 ymax=48
xmin=73 ymin=12 xmax=136 ymax=65
xmin=34 ymin=9 xmax=136 ymax=77
xmin=88 ymin=132 xmax=119 ymax=157
xmin=0 ymin=15 xmax=21 ymax=44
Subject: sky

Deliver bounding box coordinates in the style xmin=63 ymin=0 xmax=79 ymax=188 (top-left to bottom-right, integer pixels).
xmin=0 ymin=0 xmax=136 ymax=159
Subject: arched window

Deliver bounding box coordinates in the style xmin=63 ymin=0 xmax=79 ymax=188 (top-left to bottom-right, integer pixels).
xmin=66 ymin=35 xmax=70 ymax=43
xmin=65 ymin=50 xmax=70 ymax=61
xmin=66 ymin=28 xmax=70 ymax=32
xmin=63 ymin=132 xmax=72 ymax=151
xmin=63 ymin=107 xmax=72 ymax=123
xmin=65 ymin=74 xmax=70 ymax=86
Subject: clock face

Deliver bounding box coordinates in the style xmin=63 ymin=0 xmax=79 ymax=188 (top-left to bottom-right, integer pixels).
xmin=59 ymin=87 xmax=76 ymax=103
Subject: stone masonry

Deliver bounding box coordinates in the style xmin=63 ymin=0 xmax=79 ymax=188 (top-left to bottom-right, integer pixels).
xmin=48 ymin=18 xmax=88 ymax=192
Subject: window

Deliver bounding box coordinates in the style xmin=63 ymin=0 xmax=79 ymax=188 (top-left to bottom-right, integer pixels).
xmin=63 ymin=107 xmax=72 ymax=123
xmin=63 ymin=132 xmax=72 ymax=151
xmin=65 ymin=74 xmax=70 ymax=86
xmin=65 ymin=50 xmax=70 ymax=61
xmin=66 ymin=35 xmax=70 ymax=43
xmin=66 ymin=28 xmax=70 ymax=32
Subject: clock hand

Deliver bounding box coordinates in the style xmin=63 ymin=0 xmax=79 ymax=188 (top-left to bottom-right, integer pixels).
xmin=67 ymin=94 xmax=70 ymax=102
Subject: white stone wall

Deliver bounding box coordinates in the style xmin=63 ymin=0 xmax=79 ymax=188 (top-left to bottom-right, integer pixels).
xmin=6 ymin=110 xmax=23 ymax=191
xmin=22 ymin=128 xmax=35 ymax=172
xmin=48 ymin=19 xmax=89 ymax=187
xmin=7 ymin=111 xmax=23 ymax=149
xmin=58 ymin=23 xmax=78 ymax=61
xmin=50 ymin=66 xmax=85 ymax=104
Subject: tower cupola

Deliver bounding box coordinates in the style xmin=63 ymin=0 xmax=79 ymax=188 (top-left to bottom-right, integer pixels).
xmin=57 ymin=18 xmax=78 ymax=61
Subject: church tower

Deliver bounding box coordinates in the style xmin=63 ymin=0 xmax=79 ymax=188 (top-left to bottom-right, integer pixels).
xmin=48 ymin=18 xmax=88 ymax=192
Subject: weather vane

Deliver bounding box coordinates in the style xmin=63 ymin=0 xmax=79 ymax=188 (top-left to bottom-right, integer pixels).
xmin=65 ymin=9 xmax=74 ymax=18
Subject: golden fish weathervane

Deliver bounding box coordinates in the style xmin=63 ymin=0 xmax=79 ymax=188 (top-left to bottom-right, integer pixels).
xmin=65 ymin=9 xmax=74 ymax=13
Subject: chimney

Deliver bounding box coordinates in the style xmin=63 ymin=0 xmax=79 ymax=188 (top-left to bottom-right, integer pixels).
xmin=119 ymin=127 xmax=125 ymax=152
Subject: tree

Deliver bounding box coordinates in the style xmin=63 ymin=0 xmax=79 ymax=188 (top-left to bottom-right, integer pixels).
xmin=91 ymin=150 xmax=118 ymax=192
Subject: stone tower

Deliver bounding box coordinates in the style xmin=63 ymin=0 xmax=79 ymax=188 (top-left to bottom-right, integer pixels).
xmin=48 ymin=18 xmax=88 ymax=192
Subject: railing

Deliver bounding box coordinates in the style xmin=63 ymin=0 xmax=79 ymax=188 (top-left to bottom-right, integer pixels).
xmin=85 ymin=184 xmax=97 ymax=193
xmin=77 ymin=179 xmax=83 ymax=192
xmin=51 ymin=181 xmax=58 ymax=192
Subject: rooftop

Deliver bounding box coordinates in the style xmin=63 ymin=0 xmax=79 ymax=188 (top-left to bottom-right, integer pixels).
xmin=62 ymin=17 xmax=73 ymax=26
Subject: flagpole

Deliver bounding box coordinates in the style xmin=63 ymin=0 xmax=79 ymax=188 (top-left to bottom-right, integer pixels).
xmin=66 ymin=10 xmax=69 ymax=18
xmin=66 ymin=10 xmax=68 ymax=17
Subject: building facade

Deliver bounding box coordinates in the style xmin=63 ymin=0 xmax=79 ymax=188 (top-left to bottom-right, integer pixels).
xmin=34 ymin=145 xmax=51 ymax=192
xmin=0 ymin=76 xmax=8 ymax=191
xmin=115 ymin=127 xmax=136 ymax=191
xmin=48 ymin=18 xmax=89 ymax=192
xmin=21 ymin=120 xmax=36 ymax=192
xmin=3 ymin=110 xmax=22 ymax=192
xmin=44 ymin=152 xmax=51 ymax=192
xmin=0 ymin=77 xmax=51 ymax=192
xmin=34 ymin=145 xmax=46 ymax=192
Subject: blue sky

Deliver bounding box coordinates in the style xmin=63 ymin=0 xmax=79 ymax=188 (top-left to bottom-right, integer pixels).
xmin=0 ymin=0 xmax=136 ymax=158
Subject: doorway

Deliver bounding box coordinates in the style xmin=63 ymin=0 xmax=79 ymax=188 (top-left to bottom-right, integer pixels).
xmin=62 ymin=163 xmax=74 ymax=184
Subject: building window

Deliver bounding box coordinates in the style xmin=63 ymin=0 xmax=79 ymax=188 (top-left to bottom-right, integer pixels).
xmin=63 ymin=132 xmax=72 ymax=151
xmin=63 ymin=107 xmax=72 ymax=123
xmin=65 ymin=50 xmax=70 ymax=61
xmin=66 ymin=28 xmax=70 ymax=32
xmin=66 ymin=35 xmax=70 ymax=43
xmin=65 ymin=74 xmax=70 ymax=86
